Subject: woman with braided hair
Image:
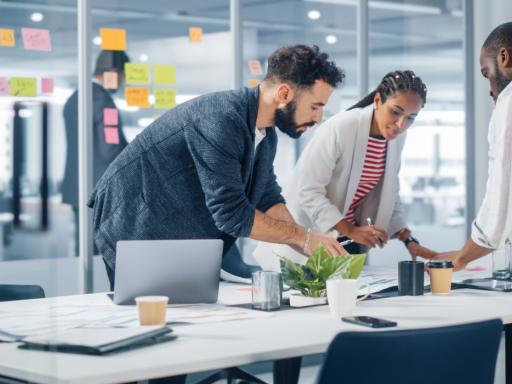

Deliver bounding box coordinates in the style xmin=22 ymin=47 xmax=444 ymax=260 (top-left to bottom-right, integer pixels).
xmin=254 ymin=70 xmax=437 ymax=269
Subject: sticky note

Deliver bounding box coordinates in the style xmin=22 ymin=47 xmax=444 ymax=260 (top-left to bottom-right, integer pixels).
xmin=104 ymin=127 xmax=120 ymax=144
xmin=125 ymin=87 xmax=149 ymax=108
xmin=21 ymin=28 xmax=52 ymax=51
xmin=125 ymin=63 xmax=149 ymax=85
xmin=154 ymin=89 xmax=176 ymax=109
xmin=10 ymin=77 xmax=37 ymax=97
xmin=0 ymin=29 xmax=15 ymax=47
xmin=100 ymin=28 xmax=126 ymax=51
xmin=189 ymin=27 xmax=202 ymax=43
xmin=248 ymin=79 xmax=260 ymax=88
xmin=154 ymin=65 xmax=176 ymax=85
xmin=103 ymin=71 xmax=118 ymax=89
xmin=41 ymin=78 xmax=53 ymax=93
xmin=103 ymin=108 xmax=118 ymax=126
xmin=248 ymin=60 xmax=263 ymax=76
xmin=0 ymin=77 xmax=9 ymax=96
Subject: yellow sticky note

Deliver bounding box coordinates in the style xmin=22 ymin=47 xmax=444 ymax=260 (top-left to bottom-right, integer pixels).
xmin=154 ymin=65 xmax=176 ymax=85
xmin=10 ymin=77 xmax=37 ymax=97
xmin=100 ymin=28 xmax=126 ymax=51
xmin=154 ymin=89 xmax=176 ymax=109
xmin=0 ymin=29 xmax=15 ymax=47
xmin=125 ymin=63 xmax=149 ymax=85
xmin=248 ymin=79 xmax=260 ymax=88
xmin=125 ymin=87 xmax=149 ymax=108
xmin=189 ymin=27 xmax=203 ymax=43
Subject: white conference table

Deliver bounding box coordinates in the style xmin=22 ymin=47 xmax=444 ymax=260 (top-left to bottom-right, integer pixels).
xmin=0 ymin=283 xmax=512 ymax=384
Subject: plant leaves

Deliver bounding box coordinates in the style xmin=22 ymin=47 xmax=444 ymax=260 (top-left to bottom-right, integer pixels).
xmin=280 ymin=245 xmax=367 ymax=297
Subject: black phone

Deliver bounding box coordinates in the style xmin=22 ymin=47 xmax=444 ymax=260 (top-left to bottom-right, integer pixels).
xmin=341 ymin=316 xmax=397 ymax=328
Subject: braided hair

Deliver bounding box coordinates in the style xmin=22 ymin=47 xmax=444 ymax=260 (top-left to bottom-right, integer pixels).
xmin=348 ymin=70 xmax=427 ymax=110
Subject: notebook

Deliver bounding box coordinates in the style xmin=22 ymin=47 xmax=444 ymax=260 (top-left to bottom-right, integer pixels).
xmin=19 ymin=325 xmax=175 ymax=355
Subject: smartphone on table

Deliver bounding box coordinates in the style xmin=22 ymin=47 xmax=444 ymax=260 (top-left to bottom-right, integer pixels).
xmin=341 ymin=316 xmax=397 ymax=328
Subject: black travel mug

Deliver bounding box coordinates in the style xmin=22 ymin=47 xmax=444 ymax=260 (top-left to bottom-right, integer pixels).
xmin=398 ymin=260 xmax=424 ymax=296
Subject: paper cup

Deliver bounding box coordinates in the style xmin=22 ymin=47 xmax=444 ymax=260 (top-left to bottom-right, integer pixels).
xmin=135 ymin=296 xmax=169 ymax=325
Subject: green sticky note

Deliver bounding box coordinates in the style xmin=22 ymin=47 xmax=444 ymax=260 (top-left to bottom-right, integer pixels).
xmin=10 ymin=77 xmax=37 ymax=97
xmin=125 ymin=63 xmax=150 ymax=85
xmin=154 ymin=88 xmax=176 ymax=109
xmin=154 ymin=65 xmax=176 ymax=84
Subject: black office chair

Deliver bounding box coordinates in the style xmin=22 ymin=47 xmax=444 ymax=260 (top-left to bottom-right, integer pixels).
xmin=316 ymin=319 xmax=503 ymax=384
xmin=0 ymin=284 xmax=45 ymax=302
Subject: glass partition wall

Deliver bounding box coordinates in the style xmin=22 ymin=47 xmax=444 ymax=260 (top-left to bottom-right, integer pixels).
xmin=0 ymin=0 xmax=469 ymax=293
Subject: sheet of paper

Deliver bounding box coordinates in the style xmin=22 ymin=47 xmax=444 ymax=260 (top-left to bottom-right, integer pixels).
xmin=104 ymin=127 xmax=120 ymax=144
xmin=125 ymin=87 xmax=150 ymax=108
xmin=0 ymin=77 xmax=9 ymax=96
xmin=103 ymin=71 xmax=118 ymax=90
xmin=125 ymin=63 xmax=150 ymax=85
xmin=189 ymin=27 xmax=203 ymax=43
xmin=103 ymin=108 xmax=118 ymax=126
xmin=41 ymin=78 xmax=53 ymax=93
xmin=0 ymin=302 xmax=271 ymax=341
xmin=247 ymin=60 xmax=263 ymax=75
xmin=100 ymin=28 xmax=126 ymax=51
xmin=0 ymin=29 xmax=15 ymax=47
xmin=154 ymin=88 xmax=176 ymax=109
xmin=21 ymin=28 xmax=51 ymax=52
xmin=10 ymin=77 xmax=37 ymax=97
xmin=154 ymin=65 xmax=176 ymax=84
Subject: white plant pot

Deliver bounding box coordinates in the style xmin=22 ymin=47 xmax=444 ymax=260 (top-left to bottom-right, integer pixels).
xmin=289 ymin=293 xmax=327 ymax=307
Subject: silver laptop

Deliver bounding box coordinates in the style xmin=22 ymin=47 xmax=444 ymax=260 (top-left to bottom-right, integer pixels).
xmin=113 ymin=239 xmax=223 ymax=305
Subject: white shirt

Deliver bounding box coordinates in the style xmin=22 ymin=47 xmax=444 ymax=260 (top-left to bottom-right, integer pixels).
xmin=255 ymin=126 xmax=266 ymax=149
xmin=471 ymin=80 xmax=512 ymax=249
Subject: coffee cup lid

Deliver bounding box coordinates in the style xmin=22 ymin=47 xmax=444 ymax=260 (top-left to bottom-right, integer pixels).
xmin=426 ymin=260 xmax=454 ymax=269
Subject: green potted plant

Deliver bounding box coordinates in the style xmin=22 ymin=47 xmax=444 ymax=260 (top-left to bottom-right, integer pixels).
xmin=280 ymin=245 xmax=366 ymax=307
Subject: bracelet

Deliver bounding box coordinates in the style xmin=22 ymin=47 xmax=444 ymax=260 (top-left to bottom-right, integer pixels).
xmin=303 ymin=228 xmax=312 ymax=254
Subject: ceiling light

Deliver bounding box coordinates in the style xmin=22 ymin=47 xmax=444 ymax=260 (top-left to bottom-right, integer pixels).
xmin=139 ymin=54 xmax=149 ymax=62
xmin=325 ymin=35 xmax=337 ymax=44
xmin=31 ymin=12 xmax=44 ymax=22
xmin=307 ymin=10 xmax=321 ymax=20
xmin=93 ymin=36 xmax=102 ymax=46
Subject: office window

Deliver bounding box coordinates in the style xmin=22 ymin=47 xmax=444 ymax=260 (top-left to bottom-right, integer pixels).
xmin=0 ymin=0 xmax=78 ymax=293
xmin=368 ymin=0 xmax=466 ymax=253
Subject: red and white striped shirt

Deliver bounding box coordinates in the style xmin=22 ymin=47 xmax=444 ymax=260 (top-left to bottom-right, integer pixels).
xmin=344 ymin=136 xmax=387 ymax=225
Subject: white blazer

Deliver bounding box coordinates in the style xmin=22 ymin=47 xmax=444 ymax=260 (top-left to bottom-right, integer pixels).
xmin=254 ymin=105 xmax=407 ymax=270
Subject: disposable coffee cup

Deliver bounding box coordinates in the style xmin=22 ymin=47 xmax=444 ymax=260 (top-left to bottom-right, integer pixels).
xmin=135 ymin=296 xmax=169 ymax=325
xmin=427 ymin=261 xmax=454 ymax=295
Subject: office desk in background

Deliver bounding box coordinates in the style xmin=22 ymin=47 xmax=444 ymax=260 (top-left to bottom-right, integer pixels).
xmin=0 ymin=282 xmax=512 ymax=384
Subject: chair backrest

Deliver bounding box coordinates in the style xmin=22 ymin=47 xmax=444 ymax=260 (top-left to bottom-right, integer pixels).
xmin=316 ymin=319 xmax=503 ymax=384
xmin=0 ymin=284 xmax=45 ymax=302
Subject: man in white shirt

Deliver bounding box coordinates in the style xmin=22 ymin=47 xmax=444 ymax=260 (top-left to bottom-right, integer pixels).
xmin=436 ymin=22 xmax=512 ymax=270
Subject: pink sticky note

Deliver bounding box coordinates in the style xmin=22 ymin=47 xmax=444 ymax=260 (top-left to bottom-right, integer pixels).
xmin=0 ymin=77 xmax=9 ymax=96
xmin=41 ymin=78 xmax=53 ymax=93
xmin=104 ymin=127 xmax=119 ymax=144
xmin=103 ymin=108 xmax=118 ymax=126
xmin=21 ymin=28 xmax=52 ymax=52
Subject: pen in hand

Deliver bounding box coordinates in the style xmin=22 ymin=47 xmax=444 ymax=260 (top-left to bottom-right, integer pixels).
xmin=366 ymin=217 xmax=383 ymax=247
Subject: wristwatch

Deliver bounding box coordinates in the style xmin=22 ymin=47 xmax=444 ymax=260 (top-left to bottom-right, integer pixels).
xmin=402 ymin=235 xmax=420 ymax=248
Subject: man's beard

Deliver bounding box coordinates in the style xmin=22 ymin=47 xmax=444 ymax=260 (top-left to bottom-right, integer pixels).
xmin=494 ymin=59 xmax=512 ymax=96
xmin=274 ymin=100 xmax=316 ymax=139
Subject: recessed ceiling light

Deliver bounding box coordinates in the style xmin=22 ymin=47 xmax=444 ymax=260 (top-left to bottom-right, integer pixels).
xmin=139 ymin=54 xmax=149 ymax=62
xmin=325 ymin=34 xmax=337 ymax=44
xmin=93 ymin=36 xmax=102 ymax=46
xmin=307 ymin=10 xmax=321 ymax=20
xmin=31 ymin=12 xmax=44 ymax=22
